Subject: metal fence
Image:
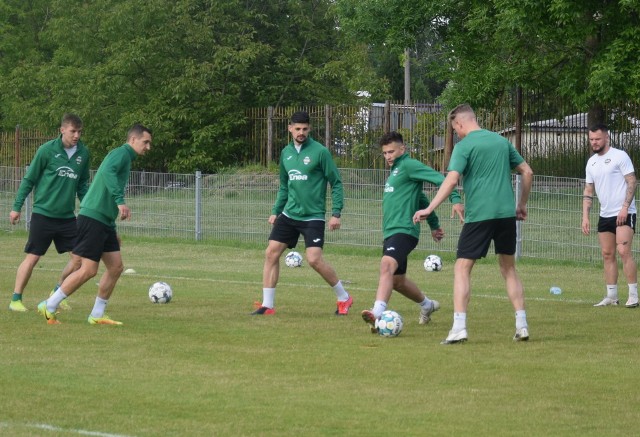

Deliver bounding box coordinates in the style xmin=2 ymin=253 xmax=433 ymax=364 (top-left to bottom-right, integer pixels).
xmin=1 ymin=166 xmax=635 ymax=264
xmin=8 ymin=94 xmax=640 ymax=178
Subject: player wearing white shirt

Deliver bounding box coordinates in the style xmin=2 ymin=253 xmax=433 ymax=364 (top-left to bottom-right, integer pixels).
xmin=582 ymin=124 xmax=638 ymax=308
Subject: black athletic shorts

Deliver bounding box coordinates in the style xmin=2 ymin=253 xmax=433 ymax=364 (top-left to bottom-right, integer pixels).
xmin=24 ymin=213 xmax=77 ymax=256
xmin=268 ymin=214 xmax=326 ymax=249
xmin=598 ymin=214 xmax=636 ymax=234
xmin=457 ymin=217 xmax=517 ymax=260
xmin=72 ymin=215 xmax=120 ymax=262
xmin=382 ymin=233 xmax=418 ymax=275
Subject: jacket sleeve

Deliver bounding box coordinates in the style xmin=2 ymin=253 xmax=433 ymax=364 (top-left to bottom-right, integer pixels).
xmin=411 ymin=161 xmax=462 ymax=205
xmin=271 ymin=156 xmax=289 ymax=215
xmin=419 ymin=192 xmax=441 ymax=231
xmin=102 ymin=150 xmax=127 ymax=205
xmin=12 ymin=147 xmax=47 ymax=211
xmin=323 ymin=150 xmax=343 ymax=214
xmin=76 ymin=150 xmax=90 ymax=202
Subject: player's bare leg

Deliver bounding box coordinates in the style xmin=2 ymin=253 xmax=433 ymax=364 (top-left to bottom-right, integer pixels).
xmin=306 ymin=246 xmax=352 ymax=314
xmin=595 ymin=231 xmax=620 ymax=306
xmin=10 ymin=253 xmax=40 ymax=311
xmin=252 ymin=240 xmax=287 ymax=314
xmin=87 ymin=251 xmax=124 ymax=325
xmin=616 ymin=226 xmax=638 ymax=307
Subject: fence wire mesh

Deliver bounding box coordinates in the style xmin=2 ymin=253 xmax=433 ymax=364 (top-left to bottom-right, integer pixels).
xmin=1 ymin=167 xmax=635 ymax=264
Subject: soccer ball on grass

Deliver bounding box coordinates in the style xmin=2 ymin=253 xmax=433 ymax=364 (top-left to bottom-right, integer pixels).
xmin=424 ymin=254 xmax=442 ymax=272
xmin=376 ymin=310 xmax=404 ymax=337
xmin=148 ymin=281 xmax=173 ymax=304
xmin=285 ymin=251 xmax=303 ymax=267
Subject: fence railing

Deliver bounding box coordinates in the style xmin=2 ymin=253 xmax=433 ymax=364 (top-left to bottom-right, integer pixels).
xmin=5 ymin=95 xmax=639 ymax=177
xmin=0 ymin=166 xmax=633 ymax=264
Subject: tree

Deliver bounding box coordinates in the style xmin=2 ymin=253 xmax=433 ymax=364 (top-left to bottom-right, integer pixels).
xmin=336 ymin=0 xmax=640 ymax=124
xmin=0 ymin=0 xmax=381 ymax=171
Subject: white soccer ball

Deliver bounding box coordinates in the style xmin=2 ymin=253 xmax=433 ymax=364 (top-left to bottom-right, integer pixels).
xmin=424 ymin=254 xmax=443 ymax=272
xmin=376 ymin=310 xmax=404 ymax=337
xmin=285 ymin=251 xmax=303 ymax=267
xmin=148 ymin=281 xmax=173 ymax=304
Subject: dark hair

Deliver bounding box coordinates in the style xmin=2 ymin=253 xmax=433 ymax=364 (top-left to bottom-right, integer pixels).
xmin=290 ymin=111 xmax=310 ymax=124
xmin=589 ymin=123 xmax=609 ymax=133
xmin=379 ymin=131 xmax=404 ymax=147
xmin=61 ymin=113 xmax=83 ymax=128
xmin=127 ymin=123 xmax=153 ymax=140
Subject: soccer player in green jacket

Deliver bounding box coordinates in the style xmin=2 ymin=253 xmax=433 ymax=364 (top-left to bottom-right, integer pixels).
xmin=8 ymin=113 xmax=89 ymax=312
xmin=252 ymin=111 xmax=353 ymax=315
xmin=38 ymin=124 xmax=152 ymax=325
xmin=361 ymin=131 xmax=464 ymax=333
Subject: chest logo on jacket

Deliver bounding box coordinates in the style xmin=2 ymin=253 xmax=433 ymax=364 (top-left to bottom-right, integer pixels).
xmin=288 ymin=169 xmax=308 ymax=181
xmin=56 ymin=166 xmax=79 ymax=179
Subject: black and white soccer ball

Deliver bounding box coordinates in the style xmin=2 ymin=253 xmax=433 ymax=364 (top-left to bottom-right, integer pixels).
xmin=148 ymin=281 xmax=173 ymax=304
xmin=285 ymin=251 xmax=303 ymax=268
xmin=424 ymin=254 xmax=443 ymax=272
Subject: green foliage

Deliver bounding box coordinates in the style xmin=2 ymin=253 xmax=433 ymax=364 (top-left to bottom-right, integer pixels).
xmin=0 ymin=0 xmax=381 ymax=172
xmin=337 ymin=0 xmax=640 ymax=113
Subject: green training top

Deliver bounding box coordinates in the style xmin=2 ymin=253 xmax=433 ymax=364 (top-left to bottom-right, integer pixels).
xmin=448 ymin=129 xmax=524 ymax=223
xmin=272 ymin=136 xmax=343 ymax=221
xmin=12 ymin=135 xmax=90 ymax=219
xmin=383 ymin=153 xmax=461 ymax=239
xmin=79 ymin=144 xmax=137 ymax=227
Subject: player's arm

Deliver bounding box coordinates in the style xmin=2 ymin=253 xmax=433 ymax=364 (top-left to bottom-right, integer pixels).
xmin=419 ymin=192 xmax=444 ymax=242
xmin=323 ymin=151 xmax=343 ymax=230
xmin=622 ymin=172 xmax=636 ymax=211
xmin=11 ymin=149 xmax=46 ymax=223
xmin=582 ymin=182 xmax=595 ymax=235
xmin=77 ymin=151 xmax=91 ymax=202
xmin=514 ymin=161 xmax=533 ymax=221
xmin=271 ymin=157 xmax=289 ymax=218
xmin=413 ymin=171 xmax=460 ymax=223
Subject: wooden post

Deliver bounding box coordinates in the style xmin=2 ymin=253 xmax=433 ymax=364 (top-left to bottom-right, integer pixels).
xmin=444 ymin=116 xmax=453 ymax=171
xmin=14 ymin=124 xmax=21 ymax=190
xmin=515 ymin=86 xmax=522 ymax=153
xmin=384 ymin=100 xmax=391 ymax=133
xmin=267 ymin=106 xmax=274 ymax=164
xmin=325 ymin=104 xmax=332 ymax=151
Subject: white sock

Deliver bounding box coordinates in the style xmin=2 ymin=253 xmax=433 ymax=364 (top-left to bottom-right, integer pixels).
xmin=419 ymin=297 xmax=433 ymax=309
xmin=262 ymin=288 xmax=275 ymax=309
xmin=333 ymin=281 xmax=350 ymax=301
xmin=606 ymin=285 xmax=618 ymax=299
xmin=452 ymin=312 xmax=466 ymax=331
xmin=372 ymin=300 xmax=387 ymax=318
xmin=515 ymin=310 xmax=528 ymax=330
xmin=90 ymin=297 xmax=109 ymax=318
xmin=47 ymin=288 xmax=68 ymax=312
xmin=628 ymin=283 xmax=638 ymax=299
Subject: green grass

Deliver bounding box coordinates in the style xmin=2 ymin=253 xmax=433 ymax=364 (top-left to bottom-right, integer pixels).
xmin=0 ymin=233 xmax=638 ymax=436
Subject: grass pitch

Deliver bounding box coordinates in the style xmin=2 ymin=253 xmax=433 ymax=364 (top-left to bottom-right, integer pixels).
xmin=0 ymin=232 xmax=638 ymax=436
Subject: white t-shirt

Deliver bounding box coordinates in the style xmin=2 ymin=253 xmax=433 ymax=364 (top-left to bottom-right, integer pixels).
xmin=585 ymin=147 xmax=637 ymax=217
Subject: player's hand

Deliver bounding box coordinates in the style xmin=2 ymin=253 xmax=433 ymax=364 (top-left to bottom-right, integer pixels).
xmin=329 ymin=216 xmax=341 ymax=231
xmin=451 ymin=204 xmax=465 ymax=223
xmin=9 ymin=211 xmax=20 ymax=225
xmin=413 ymin=208 xmax=430 ymax=224
xmin=431 ymin=228 xmax=445 ymax=242
xmin=118 ymin=204 xmax=131 ymax=220
xmin=516 ymin=205 xmax=528 ymax=221
xmin=268 ymin=214 xmax=277 ymax=225
xmin=581 ymin=217 xmax=590 ymax=235
xmin=617 ymin=209 xmax=628 ymax=226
